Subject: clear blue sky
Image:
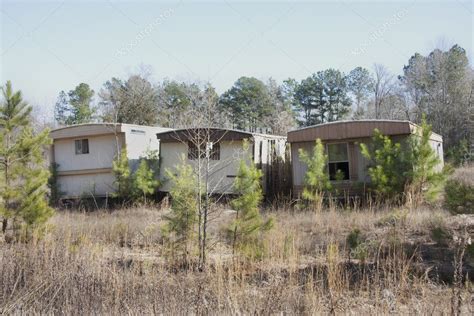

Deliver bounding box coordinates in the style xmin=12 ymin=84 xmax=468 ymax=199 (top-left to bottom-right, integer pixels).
xmin=1 ymin=0 xmax=472 ymax=116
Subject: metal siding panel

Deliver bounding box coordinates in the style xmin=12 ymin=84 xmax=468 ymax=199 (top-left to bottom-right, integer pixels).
xmin=288 ymin=120 xmax=441 ymax=145
xmin=349 ymin=142 xmax=358 ymax=181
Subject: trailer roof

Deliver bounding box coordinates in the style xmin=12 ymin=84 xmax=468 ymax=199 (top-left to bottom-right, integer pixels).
xmin=156 ymin=127 xmax=286 ymax=143
xmin=50 ymin=123 xmax=171 ymax=139
xmin=287 ymin=120 xmax=442 ymax=143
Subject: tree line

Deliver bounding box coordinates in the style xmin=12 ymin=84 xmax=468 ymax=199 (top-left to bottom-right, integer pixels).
xmin=55 ymin=44 xmax=472 ymax=163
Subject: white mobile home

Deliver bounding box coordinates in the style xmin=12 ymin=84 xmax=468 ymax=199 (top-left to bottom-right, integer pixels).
xmin=156 ymin=128 xmax=287 ymax=195
xmin=50 ymin=123 xmax=171 ymax=198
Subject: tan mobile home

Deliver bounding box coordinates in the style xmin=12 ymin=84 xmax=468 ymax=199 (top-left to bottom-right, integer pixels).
xmin=288 ymin=120 xmax=444 ymax=196
xmin=156 ymin=128 xmax=287 ymax=195
xmin=50 ymin=123 xmax=172 ymax=198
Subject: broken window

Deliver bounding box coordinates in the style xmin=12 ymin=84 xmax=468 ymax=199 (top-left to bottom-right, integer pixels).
xmin=327 ymin=143 xmax=349 ymax=181
xmin=188 ymin=141 xmax=220 ymax=160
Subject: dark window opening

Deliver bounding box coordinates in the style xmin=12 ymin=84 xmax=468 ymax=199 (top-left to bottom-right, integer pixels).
xmin=75 ymin=139 xmax=89 ymax=155
xmin=131 ymin=129 xmax=145 ymax=135
xmin=327 ymin=143 xmax=349 ymax=180
xmin=188 ymin=141 xmax=220 ymax=160
xmin=329 ymin=162 xmax=350 ymax=180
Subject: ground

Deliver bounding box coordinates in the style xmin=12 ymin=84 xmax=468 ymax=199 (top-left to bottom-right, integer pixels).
xmin=1 ymin=202 xmax=473 ymax=314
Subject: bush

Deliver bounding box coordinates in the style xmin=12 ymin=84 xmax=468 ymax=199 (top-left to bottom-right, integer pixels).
xmin=444 ymin=166 xmax=474 ymax=214
xmin=377 ymin=209 xmax=408 ymax=227
xmin=346 ymin=228 xmax=363 ymax=250
xmin=346 ymin=228 xmax=369 ymax=261
xmin=298 ymin=139 xmax=331 ymax=211
xmin=428 ymin=215 xmax=450 ymax=245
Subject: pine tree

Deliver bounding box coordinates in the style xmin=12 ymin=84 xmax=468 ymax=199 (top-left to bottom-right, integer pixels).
xmin=162 ymin=156 xmax=198 ymax=266
xmin=406 ymin=116 xmax=447 ymax=204
xmin=134 ymin=159 xmax=159 ymax=204
xmin=228 ymin=159 xmax=273 ymax=259
xmin=299 ymin=139 xmax=332 ymax=208
xmin=360 ymin=129 xmax=408 ymax=201
xmin=55 ymin=83 xmax=96 ymax=125
xmin=47 ymin=162 xmax=62 ymax=206
xmin=112 ymin=147 xmax=132 ymax=202
xmin=0 ymin=81 xmax=53 ymax=235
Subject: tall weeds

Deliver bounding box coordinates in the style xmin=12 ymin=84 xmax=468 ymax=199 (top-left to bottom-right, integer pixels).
xmin=0 ymin=206 xmax=470 ymax=314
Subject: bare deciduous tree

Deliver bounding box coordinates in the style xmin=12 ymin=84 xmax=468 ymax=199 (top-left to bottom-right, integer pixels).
xmin=373 ymin=64 xmax=394 ymax=119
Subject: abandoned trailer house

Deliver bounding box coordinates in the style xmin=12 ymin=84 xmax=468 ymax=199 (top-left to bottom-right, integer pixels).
xmin=156 ymin=128 xmax=287 ymax=195
xmin=288 ymin=120 xmax=444 ymax=196
xmin=50 ymin=123 xmax=172 ymax=198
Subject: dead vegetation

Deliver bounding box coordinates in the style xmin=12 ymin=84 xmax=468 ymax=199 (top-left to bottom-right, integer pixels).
xmin=1 ymin=204 xmax=473 ymax=314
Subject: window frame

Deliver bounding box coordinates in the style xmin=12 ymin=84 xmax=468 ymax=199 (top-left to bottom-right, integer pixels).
xmin=326 ymin=142 xmax=350 ymax=181
xmin=187 ymin=141 xmax=220 ymax=161
xmin=75 ymin=139 xmax=89 ymax=155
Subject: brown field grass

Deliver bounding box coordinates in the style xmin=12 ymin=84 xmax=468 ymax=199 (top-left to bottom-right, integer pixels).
xmin=1 ymin=204 xmax=473 ymax=314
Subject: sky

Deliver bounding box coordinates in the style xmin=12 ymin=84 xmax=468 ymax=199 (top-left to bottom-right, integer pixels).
xmin=1 ymin=0 xmax=473 ymax=119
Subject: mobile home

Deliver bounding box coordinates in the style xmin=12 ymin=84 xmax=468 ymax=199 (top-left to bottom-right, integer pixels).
xmin=156 ymin=128 xmax=287 ymax=195
xmin=50 ymin=123 xmax=171 ymax=199
xmin=288 ymin=120 xmax=444 ymax=196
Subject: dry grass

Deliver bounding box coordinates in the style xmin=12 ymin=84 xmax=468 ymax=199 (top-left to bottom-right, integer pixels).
xmin=451 ymin=165 xmax=474 ymax=186
xmin=1 ymin=205 xmax=473 ymax=314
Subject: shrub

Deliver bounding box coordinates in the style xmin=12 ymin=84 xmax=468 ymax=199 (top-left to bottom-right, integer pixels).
xmin=361 ymin=117 xmax=446 ymax=205
xmin=346 ymin=228 xmax=369 ymax=261
xmin=360 ymin=129 xmax=409 ymax=201
xmin=228 ymin=159 xmax=273 ymax=259
xmin=446 ymin=138 xmax=472 ymax=166
xmin=112 ymin=148 xmax=132 ymax=202
xmin=162 ymin=156 xmax=198 ymax=266
xmin=299 ymin=139 xmax=331 ymax=210
xmin=444 ymin=179 xmax=473 ymax=214
xmin=428 ymin=216 xmax=451 ymax=246
xmin=405 ymin=116 xmax=447 ymax=205
xmin=346 ymin=228 xmax=363 ymax=250
xmin=112 ymin=147 xmax=160 ymax=205
xmin=444 ymin=167 xmax=474 ymax=214
xmin=377 ymin=209 xmax=408 ymax=227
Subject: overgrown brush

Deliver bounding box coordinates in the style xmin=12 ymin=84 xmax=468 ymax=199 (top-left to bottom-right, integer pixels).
xmin=0 ymin=206 xmax=471 ymax=314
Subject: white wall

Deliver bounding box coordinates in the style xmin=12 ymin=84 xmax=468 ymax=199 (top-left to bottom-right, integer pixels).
xmin=53 ymin=125 xmax=170 ymax=198
xmin=429 ymin=139 xmax=444 ymax=171
xmin=54 ymin=134 xmax=121 ymax=172
xmin=122 ymin=126 xmax=163 ymax=158
xmin=159 ymin=140 xmax=251 ymax=194
xmin=58 ymin=173 xmax=116 ymax=198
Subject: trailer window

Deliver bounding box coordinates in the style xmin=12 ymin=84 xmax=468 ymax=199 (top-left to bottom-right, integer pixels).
xmin=327 ymin=143 xmax=349 ymax=180
xmin=188 ymin=141 xmax=220 ymax=160
xmin=75 ymin=139 xmax=89 ymax=155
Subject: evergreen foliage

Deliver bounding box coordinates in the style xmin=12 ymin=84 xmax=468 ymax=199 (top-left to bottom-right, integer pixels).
xmin=444 ymin=178 xmax=474 ymax=215
xmin=360 ymin=130 xmax=408 ymax=200
xmin=112 ymin=147 xmax=160 ymax=204
xmin=299 ymin=139 xmax=332 ymax=204
xmin=112 ymin=148 xmax=132 ymax=202
xmin=55 ymin=83 xmax=96 ymax=125
xmin=0 ymin=81 xmax=54 ymax=235
xmin=162 ymin=156 xmax=198 ymax=265
xmin=48 ymin=163 xmax=62 ymax=206
xmin=228 ymin=159 xmax=273 ymax=259
xmin=361 ymin=119 xmax=447 ymax=204
xmin=406 ymin=116 xmax=447 ymax=203
xmin=292 ymin=69 xmax=352 ymax=126
xmin=134 ymin=159 xmax=159 ymax=203
xmin=219 ymin=77 xmax=272 ymax=131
